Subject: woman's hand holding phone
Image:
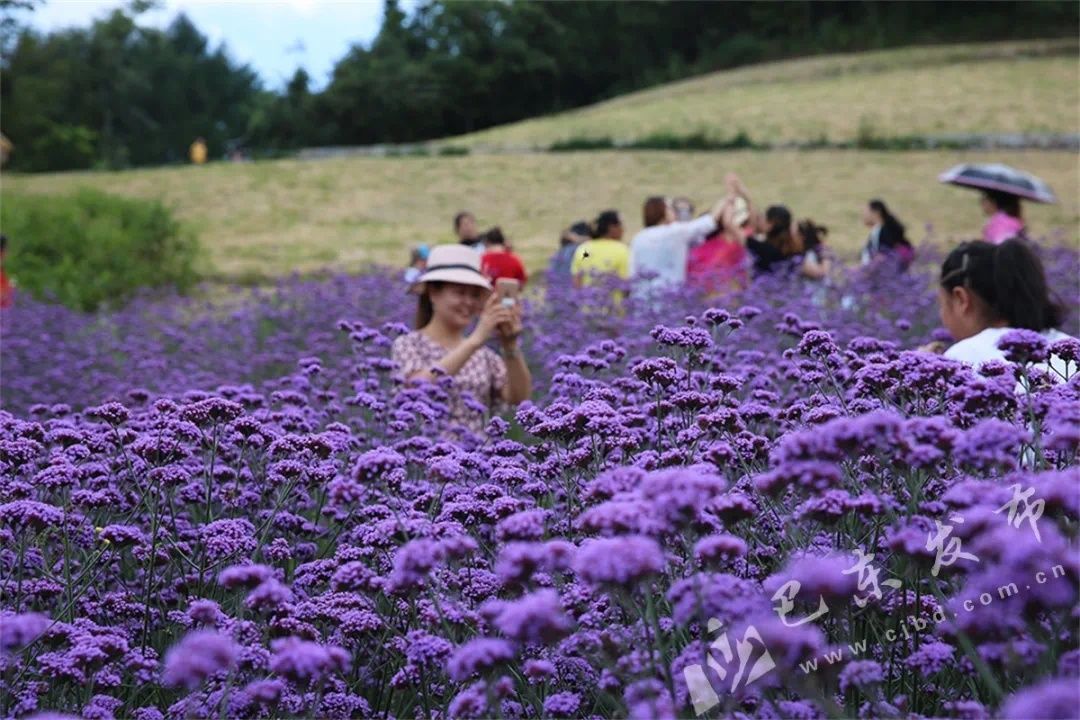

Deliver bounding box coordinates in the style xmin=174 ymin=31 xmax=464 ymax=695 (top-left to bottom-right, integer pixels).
xmin=474 ymin=293 xmax=512 ymax=345
xmin=497 ymin=301 xmax=523 ymax=345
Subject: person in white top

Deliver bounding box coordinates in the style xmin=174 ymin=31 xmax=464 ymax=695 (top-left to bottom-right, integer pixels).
xmin=629 ymin=193 xmax=728 ymax=296
xmin=926 ymin=239 xmax=1076 ymax=383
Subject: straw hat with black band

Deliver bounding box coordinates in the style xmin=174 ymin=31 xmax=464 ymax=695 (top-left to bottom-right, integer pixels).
xmin=408 ymin=244 xmax=493 ymax=295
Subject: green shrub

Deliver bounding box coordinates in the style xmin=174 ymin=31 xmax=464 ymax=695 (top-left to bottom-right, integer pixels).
xmin=19 ymin=123 xmax=98 ymax=173
xmin=548 ymin=136 xmax=616 ymax=152
xmin=0 ymin=188 xmax=200 ymax=311
xmin=385 ymin=145 xmax=431 ymax=157
xmin=437 ymin=145 xmax=470 ymax=156
xmin=628 ymin=130 xmax=761 ymax=151
xmin=850 ymin=132 xmax=972 ymax=151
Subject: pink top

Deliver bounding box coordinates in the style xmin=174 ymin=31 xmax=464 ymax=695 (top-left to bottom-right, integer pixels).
xmin=983 ymin=211 xmax=1025 ymax=245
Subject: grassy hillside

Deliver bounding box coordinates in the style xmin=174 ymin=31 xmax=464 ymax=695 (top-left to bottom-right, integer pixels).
xmin=453 ymin=40 xmax=1079 ymax=149
xmin=5 ymin=150 xmax=1076 ymax=281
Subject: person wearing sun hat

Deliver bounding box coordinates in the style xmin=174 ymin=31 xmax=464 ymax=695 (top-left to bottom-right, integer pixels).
xmin=391 ymin=244 xmax=532 ymax=438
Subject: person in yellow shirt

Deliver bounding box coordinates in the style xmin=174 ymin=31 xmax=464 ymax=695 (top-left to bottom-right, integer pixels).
xmin=570 ymin=210 xmax=629 ymax=287
xmin=189 ymin=137 xmax=208 ymax=165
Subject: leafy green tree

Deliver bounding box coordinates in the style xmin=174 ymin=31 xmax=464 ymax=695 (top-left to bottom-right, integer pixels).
xmin=2 ymin=0 xmax=1077 ymax=171
xmin=2 ymin=2 xmax=260 ymax=170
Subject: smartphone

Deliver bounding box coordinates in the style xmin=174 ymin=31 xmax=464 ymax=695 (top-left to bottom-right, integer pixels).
xmin=496 ymin=278 xmax=520 ymax=308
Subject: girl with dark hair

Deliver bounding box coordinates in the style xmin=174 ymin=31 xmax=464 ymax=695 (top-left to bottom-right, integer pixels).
xmin=592 ymin=210 xmax=623 ymax=241
xmin=794 ymin=219 xmax=830 ymax=281
xmin=931 ymin=239 xmax=1074 ymax=377
xmin=861 ymin=199 xmax=914 ymax=267
xmin=392 ymin=245 xmax=532 ymax=437
xmin=746 ymin=204 xmax=801 ymax=274
xmin=981 ymin=190 xmax=1026 ymax=245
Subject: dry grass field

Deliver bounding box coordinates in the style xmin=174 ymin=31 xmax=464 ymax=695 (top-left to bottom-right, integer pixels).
xmin=3 ymin=39 xmax=1077 ymax=282
xmin=454 ymin=40 xmax=1078 ymax=149
xmin=5 ymin=149 xmax=1076 ymax=281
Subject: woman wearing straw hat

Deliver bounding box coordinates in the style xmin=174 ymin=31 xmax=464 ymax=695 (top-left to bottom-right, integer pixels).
xmin=391 ymin=244 xmax=532 ymax=438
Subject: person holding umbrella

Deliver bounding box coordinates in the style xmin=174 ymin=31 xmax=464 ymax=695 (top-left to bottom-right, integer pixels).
xmin=939 ymin=163 xmax=1056 ymax=245
xmin=980 ymin=190 xmax=1026 ymax=245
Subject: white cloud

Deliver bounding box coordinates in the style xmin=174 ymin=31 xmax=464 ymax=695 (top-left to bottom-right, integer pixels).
xmin=20 ymin=0 xmax=389 ymax=89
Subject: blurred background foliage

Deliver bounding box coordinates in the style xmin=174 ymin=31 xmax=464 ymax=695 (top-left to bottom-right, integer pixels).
xmin=1 ymin=0 xmax=1077 ymax=172
xmin=0 ymin=188 xmax=198 ymax=309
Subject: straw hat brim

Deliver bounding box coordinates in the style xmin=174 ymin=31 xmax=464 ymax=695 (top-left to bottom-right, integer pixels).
xmin=408 ymin=268 xmax=493 ymax=295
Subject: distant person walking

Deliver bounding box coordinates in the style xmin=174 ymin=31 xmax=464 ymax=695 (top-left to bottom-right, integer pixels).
xmin=571 ymin=210 xmax=629 ymax=286
xmin=630 ymin=195 xmax=726 ymax=296
xmin=454 ymin=211 xmax=482 ymax=251
xmin=861 ymin=199 xmax=914 ymax=268
xmin=480 ymin=227 xmax=528 ymax=286
xmin=981 ymin=190 xmax=1026 ymax=245
xmin=189 ymin=137 xmax=208 ymax=165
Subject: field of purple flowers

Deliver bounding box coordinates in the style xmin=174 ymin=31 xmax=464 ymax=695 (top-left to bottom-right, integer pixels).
xmin=1 ymin=242 xmax=1078 ymax=719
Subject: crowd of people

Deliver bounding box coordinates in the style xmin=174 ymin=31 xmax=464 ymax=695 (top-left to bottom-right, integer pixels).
xmin=0 ymin=170 xmax=1064 ymax=440
xmin=392 ymin=176 xmax=1071 ymax=438
xmin=550 ymin=174 xmax=915 ymax=295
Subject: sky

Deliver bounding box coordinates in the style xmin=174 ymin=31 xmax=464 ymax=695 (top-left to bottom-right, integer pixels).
xmin=19 ymin=0 xmax=397 ymax=90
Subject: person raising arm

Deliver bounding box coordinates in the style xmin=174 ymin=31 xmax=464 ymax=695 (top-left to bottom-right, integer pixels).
xmin=629 ymin=193 xmax=728 ymax=294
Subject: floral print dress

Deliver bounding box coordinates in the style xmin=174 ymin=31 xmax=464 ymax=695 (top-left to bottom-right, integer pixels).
xmin=391 ymin=331 xmax=507 ymax=436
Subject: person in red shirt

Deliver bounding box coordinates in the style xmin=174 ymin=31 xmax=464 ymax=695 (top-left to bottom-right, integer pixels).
xmin=0 ymin=234 xmax=12 ymax=309
xmin=479 ymin=227 xmax=528 ymax=287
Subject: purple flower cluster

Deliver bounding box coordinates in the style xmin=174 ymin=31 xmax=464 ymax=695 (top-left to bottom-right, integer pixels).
xmin=0 ymin=240 xmax=1076 ymax=717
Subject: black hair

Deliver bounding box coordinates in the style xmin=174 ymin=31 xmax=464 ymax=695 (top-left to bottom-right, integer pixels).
xmin=797 ymin=220 xmax=827 ymax=251
xmin=593 ymin=210 xmax=621 ymax=238
xmin=0 ymin=234 xmax=6 ymax=252
xmin=764 ymin=205 xmax=798 ymax=256
xmin=453 ymin=211 xmax=474 ymax=231
xmin=869 ymin=199 xmax=909 ymax=248
xmin=940 ymin=239 xmax=1062 ymax=331
xmin=416 ymin=280 xmax=446 ymax=329
xmin=983 ymin=190 xmax=1022 ymax=219
xmin=561 ymin=221 xmax=591 ymax=247
xmin=480 ymin=226 xmax=505 ymax=246
xmin=765 ymin=205 xmax=791 ymax=232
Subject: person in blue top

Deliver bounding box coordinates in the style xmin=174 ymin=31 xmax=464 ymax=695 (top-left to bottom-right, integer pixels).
xmin=550 ymin=220 xmax=592 ymax=281
xmin=404 ymin=244 xmax=430 ymax=284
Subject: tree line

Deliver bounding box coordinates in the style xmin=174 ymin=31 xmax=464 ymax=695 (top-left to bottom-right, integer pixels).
xmin=2 ymin=0 xmax=1077 ymax=172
